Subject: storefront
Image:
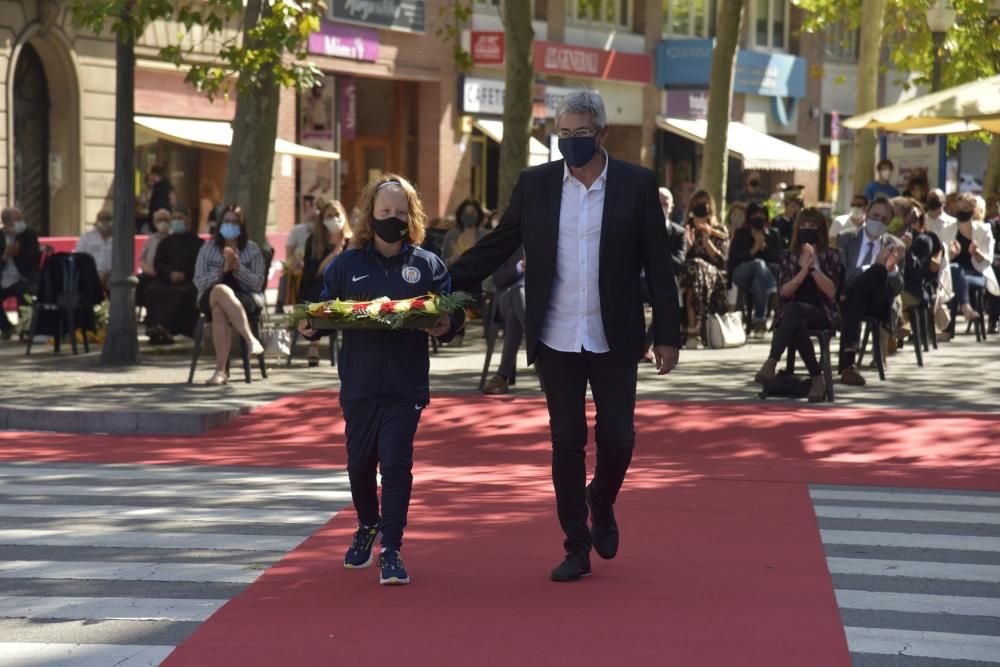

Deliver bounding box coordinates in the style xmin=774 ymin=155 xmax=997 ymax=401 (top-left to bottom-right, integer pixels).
xmin=655 ymin=38 xmax=818 ymax=206
xmin=462 ymin=32 xmax=654 ymax=206
xmin=301 ymin=7 xmax=462 ymax=220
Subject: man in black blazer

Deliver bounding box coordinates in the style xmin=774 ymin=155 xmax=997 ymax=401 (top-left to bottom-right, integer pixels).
xmin=450 ymin=90 xmax=681 ymax=582
xmin=0 ymin=207 xmax=41 ymax=340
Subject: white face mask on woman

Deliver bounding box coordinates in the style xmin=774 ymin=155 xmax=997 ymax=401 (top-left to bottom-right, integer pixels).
xmin=324 ymin=216 xmax=345 ymax=233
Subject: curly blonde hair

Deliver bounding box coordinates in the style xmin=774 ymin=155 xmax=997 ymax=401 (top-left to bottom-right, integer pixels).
xmin=351 ymin=174 xmax=427 ymax=249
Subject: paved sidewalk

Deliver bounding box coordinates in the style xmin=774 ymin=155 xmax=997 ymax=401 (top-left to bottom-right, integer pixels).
xmin=1 ymin=320 xmax=996 ymax=434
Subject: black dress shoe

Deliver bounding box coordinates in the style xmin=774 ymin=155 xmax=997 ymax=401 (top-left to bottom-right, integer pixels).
xmin=587 ymin=484 xmax=619 ymax=560
xmin=550 ymin=551 xmax=591 ymax=582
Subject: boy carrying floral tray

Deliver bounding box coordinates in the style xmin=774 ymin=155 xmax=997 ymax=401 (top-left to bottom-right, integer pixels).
xmin=295 ymin=175 xmax=465 ymax=587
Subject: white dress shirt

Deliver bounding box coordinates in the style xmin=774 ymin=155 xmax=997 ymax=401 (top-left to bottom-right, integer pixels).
xmin=75 ymin=229 xmax=113 ymax=275
xmin=540 ymin=152 xmax=610 ymax=354
xmin=926 ymin=211 xmax=957 ymax=259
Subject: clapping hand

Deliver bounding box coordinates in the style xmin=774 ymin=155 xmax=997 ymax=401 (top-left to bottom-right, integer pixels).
xmin=798 ymin=243 xmax=815 ymax=270
xmin=950 ymin=240 xmax=961 ymax=257
xmin=222 ymin=247 xmax=239 ymax=272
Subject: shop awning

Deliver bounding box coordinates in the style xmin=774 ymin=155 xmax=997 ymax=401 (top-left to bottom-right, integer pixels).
xmin=135 ymin=115 xmax=339 ymax=161
xmin=656 ymin=116 xmax=820 ymax=172
xmin=473 ymin=120 xmax=551 ymax=166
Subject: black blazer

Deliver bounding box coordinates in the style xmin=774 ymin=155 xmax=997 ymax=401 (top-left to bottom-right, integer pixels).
xmin=450 ymin=158 xmax=681 ymax=364
xmin=0 ymin=227 xmax=41 ymax=291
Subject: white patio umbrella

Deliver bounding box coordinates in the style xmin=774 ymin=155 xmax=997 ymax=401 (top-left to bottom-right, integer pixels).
xmin=842 ymin=74 xmax=1000 ymax=134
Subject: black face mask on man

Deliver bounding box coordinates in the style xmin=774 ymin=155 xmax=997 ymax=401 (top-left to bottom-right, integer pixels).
xmin=926 ymin=198 xmax=942 ymax=212
xmin=955 ymin=210 xmax=974 ymax=223
xmin=558 ymin=136 xmax=599 ymax=169
xmin=372 ymin=216 xmax=408 ymax=243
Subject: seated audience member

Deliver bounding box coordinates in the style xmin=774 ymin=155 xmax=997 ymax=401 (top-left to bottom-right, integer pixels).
xmin=144 ymin=210 xmax=204 ymax=344
xmin=482 ymin=248 xmax=526 ymax=395
xmin=137 ymin=208 xmax=171 ymax=310
xmin=772 ymin=188 xmax=804 ymax=248
xmin=443 ymin=199 xmax=488 ymax=266
xmin=836 ymin=197 xmax=905 ymax=386
xmin=736 ymin=171 xmax=769 ymax=205
xmin=193 ymin=206 xmax=266 ymax=385
xmin=897 ymin=199 xmax=940 ymax=313
xmin=728 ymin=202 xmax=781 ymax=335
xmin=754 ymin=207 xmax=843 ymax=402
xmin=724 ymin=202 xmax=748 ymax=239
xmin=0 ymin=207 xmax=41 ymax=340
xmin=947 ymin=193 xmax=999 ymax=329
xmin=924 ymin=188 xmax=957 ymax=336
xmin=828 ymin=194 xmax=868 ymax=243
xmin=76 ymin=210 xmax=114 ymax=290
xmin=300 ymin=200 xmax=350 ymax=366
xmin=678 ymin=190 xmax=729 ymax=345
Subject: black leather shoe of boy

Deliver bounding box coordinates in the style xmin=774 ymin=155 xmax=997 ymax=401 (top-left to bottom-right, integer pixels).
xmin=587 ymin=484 xmax=619 ymax=560
xmin=549 ymin=551 xmax=592 ymax=582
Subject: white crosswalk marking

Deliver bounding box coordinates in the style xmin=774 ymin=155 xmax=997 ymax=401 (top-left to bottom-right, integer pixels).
xmin=811 ymin=484 xmax=1000 ymax=666
xmin=0 ymin=462 xmax=350 ymax=667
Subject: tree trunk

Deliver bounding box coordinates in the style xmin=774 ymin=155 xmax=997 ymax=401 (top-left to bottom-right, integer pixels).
xmin=497 ymin=0 xmax=534 ymax=215
xmin=852 ymin=0 xmax=887 ymax=197
xmin=984 ymin=133 xmax=1000 ymax=199
xmin=100 ymin=9 xmax=140 ymax=366
xmin=699 ymin=0 xmax=744 ymax=208
xmin=224 ymin=0 xmax=280 ymax=248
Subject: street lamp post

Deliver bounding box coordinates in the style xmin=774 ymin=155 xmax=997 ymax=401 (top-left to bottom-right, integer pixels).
xmin=100 ymin=4 xmax=140 ymax=366
xmin=926 ymin=0 xmax=956 ymax=191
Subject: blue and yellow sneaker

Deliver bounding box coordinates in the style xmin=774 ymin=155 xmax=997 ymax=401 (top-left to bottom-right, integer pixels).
xmin=378 ymin=548 xmax=410 ymax=585
xmin=344 ymin=524 xmax=379 ymax=569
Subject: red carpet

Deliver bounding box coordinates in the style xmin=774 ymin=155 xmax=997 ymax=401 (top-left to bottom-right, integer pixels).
xmin=4 ymin=394 xmax=1000 ymax=665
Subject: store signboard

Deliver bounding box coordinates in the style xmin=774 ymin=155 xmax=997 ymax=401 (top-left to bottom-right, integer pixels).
xmin=469 ymin=32 xmax=652 ymax=85
xmin=665 ymin=89 xmax=709 ymax=120
xmin=656 ymin=38 xmax=806 ymax=98
xmin=471 ymin=31 xmax=504 ymax=65
xmin=308 ymin=21 xmax=380 ymax=62
xmin=340 ymin=77 xmax=357 ymax=141
xmin=329 ymin=0 xmax=425 ymax=33
xmin=462 ymin=77 xmax=576 ymax=118
xmin=534 ymin=41 xmax=651 ymax=84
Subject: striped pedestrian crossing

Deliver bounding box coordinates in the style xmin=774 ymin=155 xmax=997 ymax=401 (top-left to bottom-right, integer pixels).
xmin=0 ymin=462 xmax=350 ymax=666
xmin=810 ymin=484 xmax=1000 ymax=666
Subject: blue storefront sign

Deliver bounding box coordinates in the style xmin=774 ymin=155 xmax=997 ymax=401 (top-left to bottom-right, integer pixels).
xmin=656 ymin=38 xmax=806 ymax=99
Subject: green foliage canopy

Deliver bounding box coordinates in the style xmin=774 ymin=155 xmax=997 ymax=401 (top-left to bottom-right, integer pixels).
xmin=67 ymin=0 xmax=326 ymax=99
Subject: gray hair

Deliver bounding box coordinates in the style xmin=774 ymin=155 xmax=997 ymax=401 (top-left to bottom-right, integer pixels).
xmin=555 ymin=89 xmax=608 ymax=129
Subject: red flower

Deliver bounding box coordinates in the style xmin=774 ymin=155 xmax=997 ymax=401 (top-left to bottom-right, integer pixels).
xmin=411 ymin=299 xmax=426 ymax=310
xmin=380 ymin=301 xmax=396 ymax=313
xmin=352 ymin=302 xmax=368 ymax=313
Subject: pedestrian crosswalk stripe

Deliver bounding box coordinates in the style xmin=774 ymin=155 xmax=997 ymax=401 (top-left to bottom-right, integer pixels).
xmin=0 ymin=482 xmax=351 ymax=501
xmin=811 ymin=484 xmax=1000 ymax=666
xmin=811 ymin=488 xmax=1000 ymax=507
xmin=0 ymin=501 xmax=340 ymax=524
xmin=0 ymin=560 xmax=264 ymax=584
xmin=0 ymin=461 xmax=351 ymax=666
xmin=835 ymin=590 xmax=1000 ymax=617
xmin=820 ymin=529 xmax=1000 ymax=552
xmin=0 ymin=529 xmax=307 ymax=552
xmin=0 ymin=596 xmax=226 ymax=622
xmin=844 ymin=627 xmax=1000 ymax=663
xmin=814 ymin=505 xmax=1000 ymax=525
xmin=0 ymin=642 xmax=175 ymax=666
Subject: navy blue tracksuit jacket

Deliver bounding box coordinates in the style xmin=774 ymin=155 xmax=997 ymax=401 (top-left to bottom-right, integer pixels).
xmin=319 ymin=243 xmax=463 ymax=405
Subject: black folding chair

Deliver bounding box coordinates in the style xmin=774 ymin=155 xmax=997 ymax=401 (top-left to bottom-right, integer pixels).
xmin=857 ymin=317 xmax=887 ymax=381
xmin=784 ymin=329 xmax=836 ymax=403
xmin=25 ymin=253 xmax=91 ymax=355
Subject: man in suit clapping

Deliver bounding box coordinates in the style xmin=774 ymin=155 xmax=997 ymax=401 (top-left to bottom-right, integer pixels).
xmin=450 ymin=90 xmax=681 ymax=582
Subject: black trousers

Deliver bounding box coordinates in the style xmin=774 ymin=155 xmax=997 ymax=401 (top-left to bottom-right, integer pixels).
xmin=534 ymin=344 xmax=638 ymax=555
xmin=769 ymin=302 xmax=830 ymax=376
xmin=342 ymin=400 xmax=422 ymax=551
xmin=839 ymin=264 xmax=891 ymax=371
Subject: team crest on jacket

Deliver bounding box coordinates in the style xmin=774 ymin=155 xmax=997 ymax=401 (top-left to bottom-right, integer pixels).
xmin=401 ymin=266 xmax=421 ymax=284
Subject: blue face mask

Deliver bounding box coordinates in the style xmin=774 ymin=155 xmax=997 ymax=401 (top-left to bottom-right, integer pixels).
xmin=170 ymin=219 xmax=187 ymax=234
xmin=558 ymin=135 xmax=599 ymax=169
xmin=219 ymin=222 xmax=241 ymax=240
xmin=13 ymin=220 xmax=26 ymax=235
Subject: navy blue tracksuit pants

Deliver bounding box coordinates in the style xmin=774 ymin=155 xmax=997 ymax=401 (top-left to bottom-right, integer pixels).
xmin=342 ymin=400 xmax=423 ymax=551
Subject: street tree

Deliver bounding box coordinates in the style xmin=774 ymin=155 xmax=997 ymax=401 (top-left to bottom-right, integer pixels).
xmin=497 ymin=0 xmax=534 ymax=215
xmin=699 ymin=0 xmax=745 ymax=208
xmin=67 ymin=0 xmax=324 ymax=366
xmin=796 ymin=0 xmax=1000 ymax=194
